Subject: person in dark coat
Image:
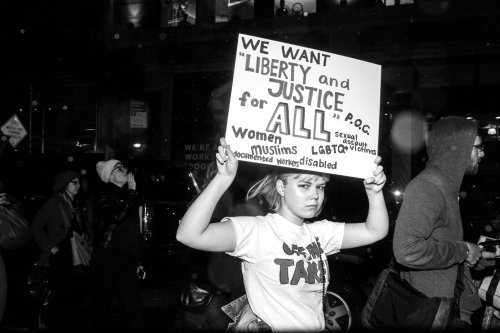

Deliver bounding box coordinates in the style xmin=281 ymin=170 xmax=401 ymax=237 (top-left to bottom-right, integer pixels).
xmin=393 ymin=116 xmax=496 ymax=328
xmin=87 ymin=159 xmax=144 ymax=331
xmin=31 ymin=170 xmax=92 ymax=331
xmin=0 ymin=179 xmax=27 ymax=324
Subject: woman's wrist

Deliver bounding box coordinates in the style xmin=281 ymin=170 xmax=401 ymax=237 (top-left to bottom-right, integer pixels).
xmin=213 ymin=173 xmax=235 ymax=187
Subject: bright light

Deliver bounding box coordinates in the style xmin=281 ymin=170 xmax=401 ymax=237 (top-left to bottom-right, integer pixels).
xmin=488 ymin=128 xmax=497 ymax=135
xmin=128 ymin=3 xmax=142 ymax=17
xmin=466 ymin=116 xmax=473 ymax=120
xmin=394 ymin=190 xmax=402 ymax=197
xmin=133 ymin=143 xmax=142 ymax=148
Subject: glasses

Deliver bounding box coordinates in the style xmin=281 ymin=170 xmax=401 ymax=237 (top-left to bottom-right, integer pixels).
xmin=474 ymin=144 xmax=485 ymax=153
xmin=112 ymin=164 xmax=127 ymax=173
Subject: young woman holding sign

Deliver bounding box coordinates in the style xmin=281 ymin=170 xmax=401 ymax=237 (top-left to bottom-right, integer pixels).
xmin=176 ymin=137 xmax=388 ymax=332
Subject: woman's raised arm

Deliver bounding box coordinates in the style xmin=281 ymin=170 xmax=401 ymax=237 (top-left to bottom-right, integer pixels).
xmin=341 ymin=156 xmax=389 ymax=249
xmin=176 ymin=138 xmax=238 ymax=252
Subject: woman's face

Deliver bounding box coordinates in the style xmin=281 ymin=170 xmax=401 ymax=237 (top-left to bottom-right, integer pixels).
xmin=65 ymin=177 xmax=80 ymax=198
xmin=277 ymin=173 xmax=328 ymax=225
xmin=110 ymin=163 xmax=129 ymax=184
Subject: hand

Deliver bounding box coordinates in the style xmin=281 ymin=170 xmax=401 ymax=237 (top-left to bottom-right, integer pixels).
xmin=477 ymin=248 xmax=500 ymax=271
xmin=481 ymin=249 xmax=500 ymax=259
xmin=127 ymin=173 xmax=136 ymax=190
xmin=475 ymin=257 xmax=496 ymax=271
xmin=363 ymin=156 xmax=386 ymax=194
xmin=215 ymin=138 xmax=238 ymax=178
xmin=465 ymin=242 xmax=482 ymax=267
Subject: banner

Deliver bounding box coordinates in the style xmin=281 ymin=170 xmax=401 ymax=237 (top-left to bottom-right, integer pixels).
xmin=225 ymin=34 xmax=381 ymax=179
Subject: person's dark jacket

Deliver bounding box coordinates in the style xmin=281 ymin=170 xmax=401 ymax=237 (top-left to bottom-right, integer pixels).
xmin=393 ymin=116 xmax=481 ymax=311
xmin=32 ymin=194 xmax=85 ymax=265
xmin=94 ymin=182 xmax=141 ymax=259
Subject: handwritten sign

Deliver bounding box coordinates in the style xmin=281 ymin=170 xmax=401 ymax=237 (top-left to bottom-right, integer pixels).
xmin=224 ymin=34 xmax=381 ymax=179
xmin=0 ymin=114 xmax=27 ymax=148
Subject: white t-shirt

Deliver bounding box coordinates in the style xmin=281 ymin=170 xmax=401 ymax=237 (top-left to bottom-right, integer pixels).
xmin=225 ymin=213 xmax=345 ymax=332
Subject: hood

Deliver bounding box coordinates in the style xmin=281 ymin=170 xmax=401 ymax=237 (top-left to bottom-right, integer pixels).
xmin=425 ymin=116 xmax=477 ymax=191
xmin=53 ymin=169 xmax=80 ymax=193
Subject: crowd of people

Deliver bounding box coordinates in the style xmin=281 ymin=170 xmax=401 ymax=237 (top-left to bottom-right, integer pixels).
xmin=177 ymin=116 xmax=498 ymax=332
xmin=0 ymin=115 xmax=498 ymax=332
xmin=1 ymin=159 xmax=145 ymax=332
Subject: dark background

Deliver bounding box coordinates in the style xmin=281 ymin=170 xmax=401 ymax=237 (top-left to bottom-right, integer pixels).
xmin=0 ymin=0 xmax=499 ymax=331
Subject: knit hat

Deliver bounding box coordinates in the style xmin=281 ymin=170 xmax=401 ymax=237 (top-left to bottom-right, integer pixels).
xmin=53 ymin=170 xmax=80 ymax=193
xmin=96 ymin=159 xmax=119 ymax=183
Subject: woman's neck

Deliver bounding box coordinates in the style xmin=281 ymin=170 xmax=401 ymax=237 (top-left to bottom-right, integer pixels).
xmin=63 ymin=190 xmax=75 ymax=201
xmin=277 ymin=210 xmax=304 ymax=226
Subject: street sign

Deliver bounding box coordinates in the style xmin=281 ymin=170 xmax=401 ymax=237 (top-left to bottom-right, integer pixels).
xmin=130 ymin=100 xmax=148 ymax=129
xmin=1 ymin=114 xmax=27 ymax=148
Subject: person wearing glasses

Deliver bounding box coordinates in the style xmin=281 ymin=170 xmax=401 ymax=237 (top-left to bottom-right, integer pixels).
xmin=87 ymin=159 xmax=144 ymax=331
xmin=31 ymin=169 xmax=92 ymax=331
xmin=393 ymin=116 xmax=495 ymax=329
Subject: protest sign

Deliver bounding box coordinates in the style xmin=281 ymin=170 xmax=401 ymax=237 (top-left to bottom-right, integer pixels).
xmin=224 ymin=34 xmax=382 ymax=179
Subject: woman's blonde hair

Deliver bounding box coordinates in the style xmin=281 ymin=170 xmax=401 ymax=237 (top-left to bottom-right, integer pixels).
xmin=246 ymin=171 xmax=330 ymax=213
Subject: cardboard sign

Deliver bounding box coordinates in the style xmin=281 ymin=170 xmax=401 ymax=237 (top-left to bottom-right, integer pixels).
xmin=224 ymin=34 xmax=381 ymax=179
xmin=0 ymin=114 xmax=27 ymax=148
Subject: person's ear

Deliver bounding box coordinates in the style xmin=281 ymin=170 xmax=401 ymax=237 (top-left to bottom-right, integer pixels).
xmin=276 ymin=179 xmax=285 ymax=197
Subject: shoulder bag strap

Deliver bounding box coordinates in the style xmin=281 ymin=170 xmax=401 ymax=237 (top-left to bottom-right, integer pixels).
xmin=451 ymin=263 xmax=465 ymax=322
xmin=454 ymin=263 xmax=465 ymax=298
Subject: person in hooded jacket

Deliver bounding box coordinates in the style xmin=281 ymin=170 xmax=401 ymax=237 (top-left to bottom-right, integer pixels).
xmin=31 ymin=169 xmax=92 ymax=331
xmin=393 ymin=116 xmax=495 ymax=328
xmin=87 ymin=159 xmax=144 ymax=331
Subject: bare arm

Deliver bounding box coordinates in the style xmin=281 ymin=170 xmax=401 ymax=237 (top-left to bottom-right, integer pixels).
xmin=341 ymin=156 xmax=389 ymax=249
xmin=176 ymin=138 xmax=238 ymax=252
